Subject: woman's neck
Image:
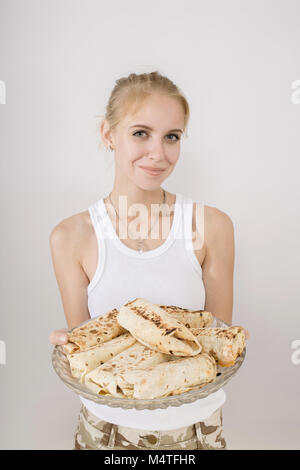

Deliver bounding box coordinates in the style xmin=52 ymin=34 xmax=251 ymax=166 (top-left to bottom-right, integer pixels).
xmin=104 ymin=187 xmax=176 ymax=222
xmin=109 ymin=187 xmax=165 ymax=210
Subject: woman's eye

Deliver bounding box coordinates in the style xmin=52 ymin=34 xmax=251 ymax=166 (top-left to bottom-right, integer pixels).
xmin=133 ymin=131 xmax=180 ymax=141
xmin=133 ymin=131 xmax=147 ymax=137
xmin=167 ymin=134 xmax=180 ymax=141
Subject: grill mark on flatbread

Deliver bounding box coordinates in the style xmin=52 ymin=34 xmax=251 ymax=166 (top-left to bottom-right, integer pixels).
xmin=165 ymin=328 xmax=176 ymax=336
xmin=129 ymin=305 xmax=179 ymax=334
xmin=193 ymin=326 xmax=244 ymax=341
xmin=67 ymin=308 xmax=125 ymax=352
xmin=159 ymin=305 xmax=205 ymax=316
xmin=158 ymin=305 xmax=213 ymax=328
xmin=119 ymin=298 xmax=202 ymax=356
xmin=124 ymin=299 xmax=137 ymax=307
xmin=106 ymin=309 xmax=119 ymax=318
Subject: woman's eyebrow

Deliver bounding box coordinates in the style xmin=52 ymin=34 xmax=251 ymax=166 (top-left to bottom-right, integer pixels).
xmin=129 ymin=124 xmax=183 ymax=133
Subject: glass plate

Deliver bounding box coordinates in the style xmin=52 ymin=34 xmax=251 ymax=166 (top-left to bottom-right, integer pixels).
xmin=52 ymin=316 xmax=246 ymax=410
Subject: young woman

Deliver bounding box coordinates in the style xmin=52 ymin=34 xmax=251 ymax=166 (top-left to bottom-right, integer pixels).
xmin=49 ymin=71 xmax=248 ymax=450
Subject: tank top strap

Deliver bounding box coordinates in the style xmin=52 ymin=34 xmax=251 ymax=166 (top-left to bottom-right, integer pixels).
xmin=181 ymin=195 xmax=204 ymax=276
xmin=88 ymin=202 xmax=105 ymax=240
xmin=87 ymin=202 xmax=107 ymax=294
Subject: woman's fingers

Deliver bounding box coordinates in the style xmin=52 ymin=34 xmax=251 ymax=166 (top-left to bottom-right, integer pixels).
xmin=49 ymin=328 xmax=69 ymax=345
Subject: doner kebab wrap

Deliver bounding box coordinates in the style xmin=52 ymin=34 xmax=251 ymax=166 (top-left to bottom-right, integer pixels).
xmin=67 ymin=332 xmax=136 ymax=383
xmin=117 ymin=298 xmax=202 ymax=356
xmin=84 ymin=342 xmax=173 ymax=397
xmin=86 ymin=351 xmax=217 ymax=399
xmin=158 ymin=305 xmax=213 ymax=328
xmin=62 ymin=308 xmax=126 ymax=355
xmin=191 ymin=326 xmax=246 ymax=367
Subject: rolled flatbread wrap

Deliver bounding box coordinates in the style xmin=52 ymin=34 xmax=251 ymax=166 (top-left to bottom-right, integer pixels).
xmin=117 ymin=298 xmax=202 ymax=356
xmin=191 ymin=326 xmax=246 ymax=367
xmin=158 ymin=305 xmax=213 ymax=328
xmin=62 ymin=342 xmax=80 ymax=355
xmin=64 ymin=309 xmax=126 ymax=353
xmin=84 ymin=342 xmax=172 ymax=397
xmin=118 ymin=352 xmax=217 ymax=399
xmin=66 ymin=332 xmax=136 ymax=383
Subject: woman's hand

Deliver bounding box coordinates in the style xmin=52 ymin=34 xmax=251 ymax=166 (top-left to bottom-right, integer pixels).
xmin=49 ymin=328 xmax=69 ymax=345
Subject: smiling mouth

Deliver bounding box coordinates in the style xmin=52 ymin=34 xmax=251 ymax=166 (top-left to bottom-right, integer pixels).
xmin=139 ymin=166 xmax=166 ymax=175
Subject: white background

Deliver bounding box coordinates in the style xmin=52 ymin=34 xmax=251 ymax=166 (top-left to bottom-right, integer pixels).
xmin=0 ymin=0 xmax=299 ymax=449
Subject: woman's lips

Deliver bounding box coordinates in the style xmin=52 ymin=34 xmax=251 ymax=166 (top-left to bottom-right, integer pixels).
xmin=139 ymin=166 xmax=166 ymax=176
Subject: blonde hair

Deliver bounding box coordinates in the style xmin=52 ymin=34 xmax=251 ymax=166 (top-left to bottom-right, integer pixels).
xmin=95 ymin=71 xmax=190 ymax=156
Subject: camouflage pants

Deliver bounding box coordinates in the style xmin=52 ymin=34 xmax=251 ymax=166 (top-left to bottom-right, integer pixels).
xmin=73 ymin=405 xmax=227 ymax=450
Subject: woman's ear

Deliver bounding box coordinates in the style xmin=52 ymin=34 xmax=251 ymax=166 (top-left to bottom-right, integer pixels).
xmin=100 ymin=119 xmax=114 ymax=150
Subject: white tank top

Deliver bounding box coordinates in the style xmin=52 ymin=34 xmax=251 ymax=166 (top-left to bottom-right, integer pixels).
xmin=79 ymin=192 xmax=226 ymax=431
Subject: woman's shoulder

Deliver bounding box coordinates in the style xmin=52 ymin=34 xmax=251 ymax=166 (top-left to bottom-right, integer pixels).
xmin=49 ymin=210 xmax=93 ymax=253
xmin=202 ymin=204 xmax=234 ymax=229
xmin=191 ymin=201 xmax=234 ymax=251
xmin=202 ymin=205 xmax=234 ymax=254
xmin=182 ymin=194 xmax=233 ymax=225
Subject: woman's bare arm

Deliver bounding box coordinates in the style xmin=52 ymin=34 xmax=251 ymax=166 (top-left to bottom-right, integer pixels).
xmin=202 ymin=206 xmax=235 ymax=326
xmin=49 ymin=217 xmax=91 ymax=343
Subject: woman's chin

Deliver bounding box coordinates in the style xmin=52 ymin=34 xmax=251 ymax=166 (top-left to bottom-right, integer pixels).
xmin=135 ymin=181 xmax=163 ymax=191
xmin=132 ymin=175 xmax=163 ymax=189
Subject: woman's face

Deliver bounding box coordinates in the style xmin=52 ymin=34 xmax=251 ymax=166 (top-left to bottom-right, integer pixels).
xmin=108 ymin=93 xmax=185 ymax=190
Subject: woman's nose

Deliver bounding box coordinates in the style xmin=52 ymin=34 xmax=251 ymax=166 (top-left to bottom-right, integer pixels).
xmin=147 ymin=148 xmax=165 ymax=162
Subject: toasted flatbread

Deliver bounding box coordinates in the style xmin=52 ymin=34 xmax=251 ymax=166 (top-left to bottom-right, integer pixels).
xmin=118 ymin=352 xmax=217 ymax=399
xmin=67 ymin=332 xmax=136 ymax=383
xmin=117 ymin=298 xmax=202 ymax=356
xmin=84 ymin=342 xmax=172 ymax=397
xmin=64 ymin=309 xmax=126 ymax=353
xmin=158 ymin=305 xmax=213 ymax=328
xmin=191 ymin=326 xmax=246 ymax=367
